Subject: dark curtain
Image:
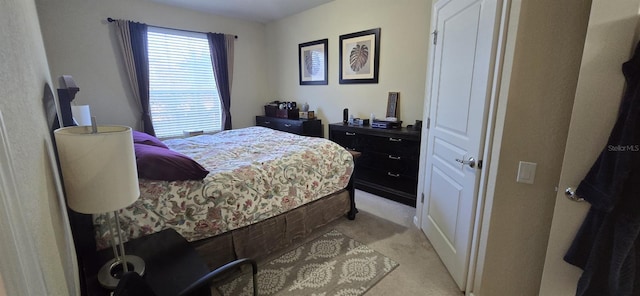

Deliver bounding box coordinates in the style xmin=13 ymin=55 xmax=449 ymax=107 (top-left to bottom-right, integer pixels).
xmin=207 ymin=33 xmax=232 ymax=130
xmin=128 ymin=22 xmax=155 ymax=135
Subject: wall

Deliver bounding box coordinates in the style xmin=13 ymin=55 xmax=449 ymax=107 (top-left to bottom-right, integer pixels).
xmin=539 ymin=0 xmax=640 ymax=293
xmin=36 ymin=0 xmax=268 ymax=130
xmin=36 ymin=0 xmax=429 ymax=134
xmin=0 ymin=0 xmax=75 ymax=294
xmin=474 ymin=0 xmax=591 ymax=295
xmin=265 ymin=0 xmax=431 ymax=135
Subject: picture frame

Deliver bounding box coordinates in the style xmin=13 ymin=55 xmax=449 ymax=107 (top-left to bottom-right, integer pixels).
xmin=386 ymin=92 xmax=399 ymax=118
xmin=339 ymin=28 xmax=381 ymax=84
xmin=299 ymin=39 xmax=328 ymax=85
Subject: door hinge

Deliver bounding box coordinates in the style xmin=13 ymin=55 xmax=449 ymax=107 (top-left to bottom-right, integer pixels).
xmin=432 ymin=30 xmax=438 ymax=45
xmin=426 ymin=117 xmax=430 ymax=129
xmin=421 ymin=193 xmax=425 ymax=203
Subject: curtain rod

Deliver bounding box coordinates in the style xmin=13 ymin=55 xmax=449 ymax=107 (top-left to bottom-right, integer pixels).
xmin=106 ymin=17 xmax=238 ymax=39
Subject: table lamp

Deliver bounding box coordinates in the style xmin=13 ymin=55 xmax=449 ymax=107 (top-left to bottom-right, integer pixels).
xmin=54 ymin=124 xmax=145 ymax=289
xmin=71 ymin=105 xmax=92 ymax=126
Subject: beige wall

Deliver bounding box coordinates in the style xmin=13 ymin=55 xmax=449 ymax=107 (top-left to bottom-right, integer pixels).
xmin=475 ymin=0 xmax=591 ymax=295
xmin=539 ymin=0 xmax=640 ymax=293
xmin=36 ymin=0 xmax=268 ymax=130
xmin=36 ymin=0 xmax=430 ymax=135
xmin=265 ymin=0 xmax=431 ymax=135
xmin=0 ymin=0 xmax=75 ymax=294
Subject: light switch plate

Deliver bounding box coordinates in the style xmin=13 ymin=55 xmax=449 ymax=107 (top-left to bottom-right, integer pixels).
xmin=517 ymin=161 xmax=537 ymax=184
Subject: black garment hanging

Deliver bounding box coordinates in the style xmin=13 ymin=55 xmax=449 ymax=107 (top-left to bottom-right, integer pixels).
xmin=564 ymin=40 xmax=640 ymax=296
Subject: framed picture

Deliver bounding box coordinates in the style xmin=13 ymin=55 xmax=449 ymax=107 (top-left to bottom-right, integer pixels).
xmin=386 ymin=92 xmax=399 ymax=118
xmin=299 ymin=39 xmax=328 ymax=85
xmin=339 ymin=28 xmax=381 ymax=84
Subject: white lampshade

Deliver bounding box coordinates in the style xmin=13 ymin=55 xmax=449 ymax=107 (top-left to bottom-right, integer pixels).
xmin=54 ymin=125 xmax=139 ymax=214
xmin=71 ymin=105 xmax=92 ymax=126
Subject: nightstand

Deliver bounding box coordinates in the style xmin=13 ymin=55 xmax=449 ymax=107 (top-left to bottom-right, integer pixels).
xmin=83 ymin=229 xmax=210 ymax=296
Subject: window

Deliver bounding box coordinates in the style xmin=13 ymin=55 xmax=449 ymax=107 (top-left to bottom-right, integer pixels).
xmin=147 ymin=27 xmax=222 ymax=139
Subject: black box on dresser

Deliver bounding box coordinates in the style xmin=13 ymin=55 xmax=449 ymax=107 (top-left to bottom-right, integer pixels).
xmin=329 ymin=123 xmax=421 ymax=207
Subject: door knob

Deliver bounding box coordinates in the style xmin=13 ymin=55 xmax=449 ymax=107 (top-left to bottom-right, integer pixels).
xmin=455 ymin=157 xmax=476 ymax=168
xmin=564 ymin=187 xmax=584 ymax=202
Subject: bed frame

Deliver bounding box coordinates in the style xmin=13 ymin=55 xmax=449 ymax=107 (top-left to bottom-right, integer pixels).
xmin=45 ymin=77 xmax=358 ymax=293
xmin=194 ymin=189 xmax=354 ymax=269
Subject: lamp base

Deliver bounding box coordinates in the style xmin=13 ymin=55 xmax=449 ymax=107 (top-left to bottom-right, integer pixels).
xmin=97 ymin=255 xmax=146 ymax=289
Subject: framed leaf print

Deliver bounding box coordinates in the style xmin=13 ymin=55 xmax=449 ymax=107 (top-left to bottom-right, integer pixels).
xmin=339 ymin=28 xmax=380 ymax=84
xmin=299 ymin=39 xmax=328 ymax=85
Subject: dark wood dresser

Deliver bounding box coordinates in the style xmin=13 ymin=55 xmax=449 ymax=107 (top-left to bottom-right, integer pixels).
xmin=256 ymin=116 xmax=322 ymax=137
xmin=329 ymin=123 xmax=421 ymax=207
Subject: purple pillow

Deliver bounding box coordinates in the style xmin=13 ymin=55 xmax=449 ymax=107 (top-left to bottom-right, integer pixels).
xmin=132 ymin=130 xmax=169 ymax=149
xmin=134 ymin=143 xmax=209 ymax=181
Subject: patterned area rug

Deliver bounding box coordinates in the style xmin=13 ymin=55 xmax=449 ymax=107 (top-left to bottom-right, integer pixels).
xmin=216 ymin=229 xmax=399 ymax=296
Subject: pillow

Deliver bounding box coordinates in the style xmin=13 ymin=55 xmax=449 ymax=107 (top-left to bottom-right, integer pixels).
xmin=132 ymin=130 xmax=168 ymax=149
xmin=134 ymin=143 xmax=209 ymax=181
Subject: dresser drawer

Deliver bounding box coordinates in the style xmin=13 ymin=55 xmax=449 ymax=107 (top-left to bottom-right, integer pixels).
xmin=359 ymin=151 xmax=419 ymax=177
xmin=275 ymin=120 xmax=303 ymax=134
xmin=359 ymin=134 xmax=420 ymax=156
xmin=256 ymin=116 xmax=322 ymax=137
xmin=356 ymin=168 xmax=418 ymax=195
xmin=256 ymin=117 xmax=277 ymax=128
xmin=330 ymin=130 xmax=359 ymax=150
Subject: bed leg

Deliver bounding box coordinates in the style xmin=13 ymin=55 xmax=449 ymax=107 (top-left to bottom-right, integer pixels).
xmin=347 ymin=176 xmax=358 ymax=220
xmin=346 ymin=150 xmax=361 ymax=220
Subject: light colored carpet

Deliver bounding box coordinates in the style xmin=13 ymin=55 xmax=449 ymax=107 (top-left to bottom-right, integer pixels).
xmin=343 ymin=190 xmax=462 ymax=296
xmin=216 ymin=229 xmax=398 ymax=295
xmin=212 ymin=190 xmax=462 ymax=295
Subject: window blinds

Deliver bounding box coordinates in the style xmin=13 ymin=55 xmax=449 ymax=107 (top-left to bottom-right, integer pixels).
xmin=147 ymin=27 xmax=222 ymax=139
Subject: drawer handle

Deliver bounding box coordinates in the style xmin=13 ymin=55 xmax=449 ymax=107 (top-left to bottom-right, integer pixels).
xmin=389 ymin=137 xmax=402 ymax=142
xmin=387 ymin=172 xmax=400 ymax=178
xmin=264 ymin=121 xmax=271 ymax=124
xmin=388 ymin=155 xmax=401 ymax=160
xmin=346 ymin=132 xmax=356 ymax=136
xmin=284 ymin=124 xmax=292 ymax=127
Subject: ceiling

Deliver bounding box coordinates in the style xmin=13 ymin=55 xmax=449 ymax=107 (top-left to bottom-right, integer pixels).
xmin=150 ymin=0 xmax=334 ymax=23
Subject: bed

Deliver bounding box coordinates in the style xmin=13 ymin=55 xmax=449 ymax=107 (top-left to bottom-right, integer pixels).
xmin=93 ymin=126 xmax=356 ymax=268
xmin=46 ymin=78 xmax=358 ymax=295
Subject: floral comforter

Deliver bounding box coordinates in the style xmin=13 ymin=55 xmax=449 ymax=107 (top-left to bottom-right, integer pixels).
xmin=94 ymin=127 xmax=353 ymax=249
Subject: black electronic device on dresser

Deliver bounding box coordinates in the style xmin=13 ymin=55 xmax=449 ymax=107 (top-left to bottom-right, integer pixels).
xmin=256 ymin=116 xmax=323 ymax=137
xmin=329 ymin=123 xmax=421 ymax=207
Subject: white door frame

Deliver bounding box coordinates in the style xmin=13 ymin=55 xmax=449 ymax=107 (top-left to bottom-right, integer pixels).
xmin=414 ymin=0 xmax=512 ymax=294
xmin=0 ymin=111 xmax=49 ymax=295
